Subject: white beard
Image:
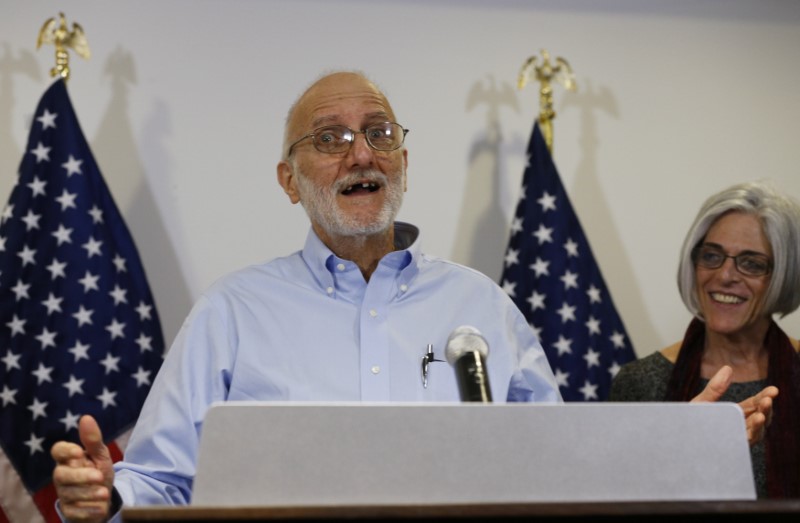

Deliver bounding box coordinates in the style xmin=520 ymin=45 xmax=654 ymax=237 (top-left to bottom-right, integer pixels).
xmin=293 ymin=164 xmax=405 ymax=237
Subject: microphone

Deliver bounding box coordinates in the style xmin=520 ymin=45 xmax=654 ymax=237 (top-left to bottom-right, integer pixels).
xmin=445 ymin=325 xmax=492 ymax=403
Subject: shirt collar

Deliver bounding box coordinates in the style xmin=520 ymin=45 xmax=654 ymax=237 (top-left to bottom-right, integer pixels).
xmin=301 ymin=222 xmax=421 ymax=292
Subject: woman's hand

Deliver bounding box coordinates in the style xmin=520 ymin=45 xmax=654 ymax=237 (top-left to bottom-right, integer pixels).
xmin=691 ymin=365 xmax=778 ymax=446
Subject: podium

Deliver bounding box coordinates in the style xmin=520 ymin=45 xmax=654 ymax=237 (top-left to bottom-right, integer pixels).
xmin=117 ymin=402 xmax=800 ymax=521
xmin=191 ymin=402 xmax=755 ymax=505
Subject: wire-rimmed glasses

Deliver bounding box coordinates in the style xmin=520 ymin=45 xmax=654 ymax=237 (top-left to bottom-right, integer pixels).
xmin=287 ymin=122 xmax=408 ymax=157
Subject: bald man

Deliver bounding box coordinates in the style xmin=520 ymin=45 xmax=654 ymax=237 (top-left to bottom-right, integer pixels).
xmin=51 ymin=71 xmax=562 ymax=522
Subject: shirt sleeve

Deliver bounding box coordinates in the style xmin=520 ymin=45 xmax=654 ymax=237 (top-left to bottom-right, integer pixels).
xmin=113 ymin=295 xmax=232 ymax=506
xmin=501 ymin=293 xmax=563 ymax=403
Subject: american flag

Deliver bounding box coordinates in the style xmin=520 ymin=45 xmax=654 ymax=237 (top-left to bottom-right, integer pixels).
xmin=0 ymin=79 xmax=164 ymax=522
xmin=500 ymin=122 xmax=636 ymax=401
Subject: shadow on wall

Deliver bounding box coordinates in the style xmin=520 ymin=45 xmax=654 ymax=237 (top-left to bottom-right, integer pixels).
xmin=452 ymin=71 xmax=657 ymax=353
xmin=91 ymin=45 xmax=192 ymax=348
xmin=450 ymin=75 xmax=523 ymax=282
xmin=561 ymin=77 xmax=656 ymax=352
xmin=0 ymin=43 xmax=42 ymax=178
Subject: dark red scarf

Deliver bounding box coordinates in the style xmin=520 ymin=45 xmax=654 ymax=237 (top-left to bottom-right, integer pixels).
xmin=666 ymin=318 xmax=800 ymax=498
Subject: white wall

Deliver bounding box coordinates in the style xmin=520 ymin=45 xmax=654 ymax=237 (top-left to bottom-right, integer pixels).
xmin=2 ymin=0 xmax=800 ymax=357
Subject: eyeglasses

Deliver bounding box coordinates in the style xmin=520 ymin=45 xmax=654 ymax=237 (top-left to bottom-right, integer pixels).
xmin=692 ymin=244 xmax=772 ymax=277
xmin=287 ymin=122 xmax=409 ymax=157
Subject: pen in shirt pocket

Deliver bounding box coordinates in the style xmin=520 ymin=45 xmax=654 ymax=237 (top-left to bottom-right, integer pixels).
xmin=421 ymin=343 xmax=444 ymax=388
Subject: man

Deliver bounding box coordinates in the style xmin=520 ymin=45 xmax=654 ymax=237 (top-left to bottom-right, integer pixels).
xmin=51 ymin=71 xmax=562 ymax=522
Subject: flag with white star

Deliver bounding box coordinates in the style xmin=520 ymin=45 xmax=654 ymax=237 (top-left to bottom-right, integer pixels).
xmin=500 ymin=122 xmax=635 ymax=401
xmin=0 ymin=79 xmax=164 ymax=522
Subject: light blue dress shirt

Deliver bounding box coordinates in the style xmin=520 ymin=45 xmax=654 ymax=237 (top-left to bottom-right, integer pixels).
xmin=110 ymin=222 xmax=562 ymax=512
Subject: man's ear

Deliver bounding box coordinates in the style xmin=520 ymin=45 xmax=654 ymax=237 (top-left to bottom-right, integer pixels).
xmin=277 ymin=160 xmax=301 ymax=204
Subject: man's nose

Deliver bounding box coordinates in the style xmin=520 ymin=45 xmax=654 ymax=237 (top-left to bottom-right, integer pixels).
xmin=346 ymin=132 xmax=375 ymax=166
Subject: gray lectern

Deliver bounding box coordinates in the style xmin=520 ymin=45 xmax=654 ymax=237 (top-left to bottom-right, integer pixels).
xmin=189 ymin=402 xmax=755 ymax=506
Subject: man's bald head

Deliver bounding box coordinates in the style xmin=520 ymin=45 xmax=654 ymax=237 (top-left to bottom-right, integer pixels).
xmin=282 ymin=71 xmax=396 ymax=160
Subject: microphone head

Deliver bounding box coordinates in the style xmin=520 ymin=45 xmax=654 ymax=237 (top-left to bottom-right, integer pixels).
xmin=445 ymin=325 xmax=489 ymax=365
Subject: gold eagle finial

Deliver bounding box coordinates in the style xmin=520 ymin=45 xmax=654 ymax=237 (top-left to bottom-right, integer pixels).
xmin=36 ymin=12 xmax=91 ymax=81
xmin=518 ymin=49 xmax=576 ymax=153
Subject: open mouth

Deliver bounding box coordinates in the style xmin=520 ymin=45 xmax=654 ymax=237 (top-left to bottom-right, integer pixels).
xmin=341 ymin=182 xmax=380 ymax=195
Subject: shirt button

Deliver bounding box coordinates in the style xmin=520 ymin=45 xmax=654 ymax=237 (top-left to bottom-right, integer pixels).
xmin=326 ymin=286 xmax=334 ymax=295
xmin=369 ymin=309 xmax=378 ymax=317
xmin=336 ymin=263 xmax=346 ymax=271
xmin=371 ymin=366 xmax=381 ymax=374
xmin=399 ymin=284 xmax=408 ymax=292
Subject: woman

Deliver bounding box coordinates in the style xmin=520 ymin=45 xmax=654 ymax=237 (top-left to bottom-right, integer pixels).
xmin=610 ymin=180 xmax=800 ymax=498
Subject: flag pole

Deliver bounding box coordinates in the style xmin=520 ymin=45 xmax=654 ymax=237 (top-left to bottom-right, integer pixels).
xmin=517 ymin=49 xmax=576 ymax=153
xmin=36 ymin=12 xmax=91 ymax=82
